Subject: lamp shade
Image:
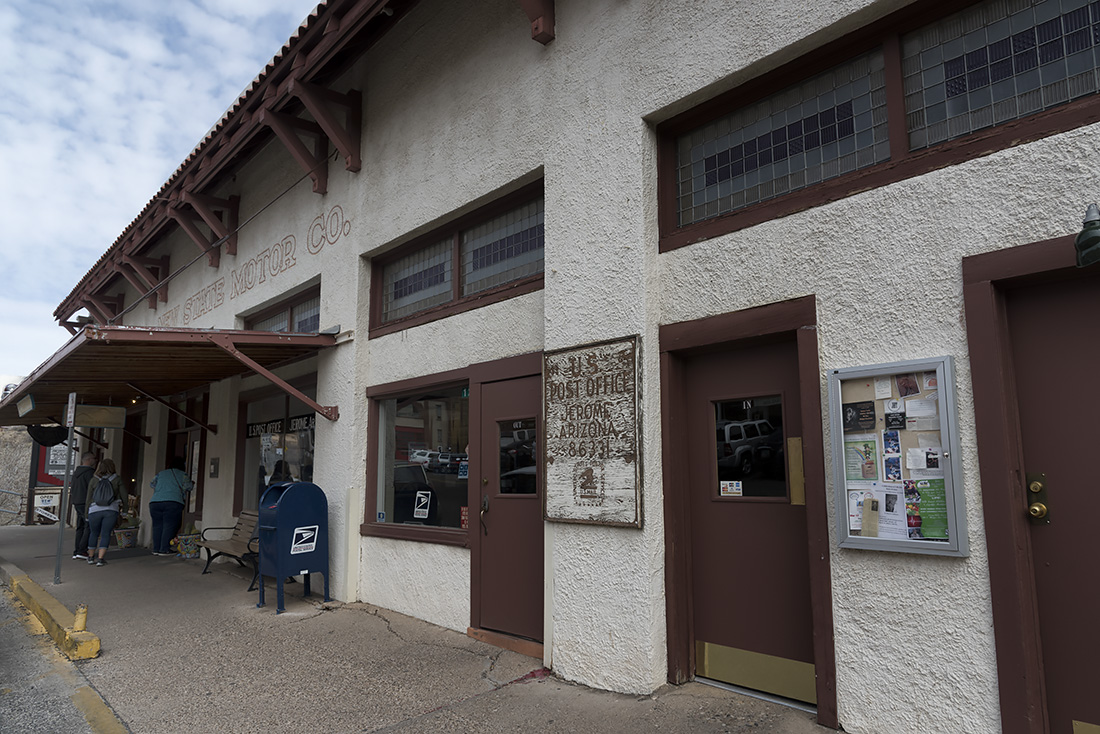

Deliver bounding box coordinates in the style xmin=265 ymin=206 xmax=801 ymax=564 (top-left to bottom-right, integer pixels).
xmin=1075 ymin=203 xmax=1100 ymax=268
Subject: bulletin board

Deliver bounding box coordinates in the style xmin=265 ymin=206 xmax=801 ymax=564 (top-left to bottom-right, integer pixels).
xmin=828 ymin=356 xmax=969 ymax=557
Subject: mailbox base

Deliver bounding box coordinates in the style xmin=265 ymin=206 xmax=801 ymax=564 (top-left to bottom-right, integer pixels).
xmin=257 ymin=571 xmax=331 ymax=613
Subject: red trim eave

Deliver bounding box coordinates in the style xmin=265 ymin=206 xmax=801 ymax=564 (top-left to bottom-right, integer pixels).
xmin=82 ymin=324 xmax=337 ymax=348
xmin=55 ymin=0 xmax=418 ymax=324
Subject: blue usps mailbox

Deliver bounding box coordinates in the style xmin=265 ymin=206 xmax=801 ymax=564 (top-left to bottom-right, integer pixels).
xmin=257 ymin=481 xmax=330 ymax=613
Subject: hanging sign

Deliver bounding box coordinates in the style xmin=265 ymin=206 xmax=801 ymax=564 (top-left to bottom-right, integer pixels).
xmin=17 ymin=394 xmax=36 ymax=417
xmin=543 ymin=335 xmax=642 ymax=528
xmin=74 ymin=405 xmax=126 ymax=428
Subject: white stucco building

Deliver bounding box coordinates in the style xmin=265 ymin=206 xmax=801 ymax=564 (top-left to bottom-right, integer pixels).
xmin=2 ymin=1 xmax=1098 ymax=732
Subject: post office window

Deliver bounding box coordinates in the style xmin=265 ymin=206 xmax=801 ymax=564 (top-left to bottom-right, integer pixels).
xmin=374 ymin=385 xmax=469 ymax=529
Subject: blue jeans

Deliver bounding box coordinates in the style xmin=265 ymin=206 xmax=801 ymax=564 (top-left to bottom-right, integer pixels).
xmin=88 ymin=510 xmax=118 ymax=551
xmin=150 ymin=501 xmax=184 ymax=554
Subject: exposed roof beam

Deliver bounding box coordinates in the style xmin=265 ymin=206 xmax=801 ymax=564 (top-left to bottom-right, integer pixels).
xmin=122 ymin=253 xmax=170 ymax=304
xmin=518 ymin=0 xmax=554 ymax=44
xmin=258 ymin=108 xmax=330 ymax=194
xmin=288 ymin=79 xmax=362 ymax=173
xmin=115 ymin=264 xmax=157 ymax=310
xmin=181 ymin=192 xmax=239 ymax=256
xmin=167 ymin=207 xmax=220 ymax=268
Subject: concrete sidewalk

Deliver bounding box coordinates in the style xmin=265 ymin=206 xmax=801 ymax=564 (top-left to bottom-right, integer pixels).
xmin=0 ymin=524 xmax=831 ymax=733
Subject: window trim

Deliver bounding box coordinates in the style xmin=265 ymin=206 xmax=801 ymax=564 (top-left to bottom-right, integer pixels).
xmin=243 ymin=285 xmax=322 ymax=332
xmin=657 ymin=0 xmax=1100 ymax=252
xmin=360 ymin=352 xmax=544 ymax=546
xmin=369 ymin=180 xmax=545 ymax=338
xmin=362 ymin=368 xmax=472 ymax=547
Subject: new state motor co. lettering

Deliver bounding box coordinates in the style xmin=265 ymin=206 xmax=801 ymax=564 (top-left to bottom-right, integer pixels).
xmin=543 ymin=336 xmax=641 ymax=527
xmin=157 ymin=205 xmax=352 ymax=327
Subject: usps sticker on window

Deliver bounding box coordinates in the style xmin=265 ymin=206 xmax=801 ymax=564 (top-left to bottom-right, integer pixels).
xmin=291 ymin=525 xmax=318 ymax=554
xmin=413 ymin=490 xmax=431 ymax=520
xmin=719 ymin=481 xmax=743 ymax=497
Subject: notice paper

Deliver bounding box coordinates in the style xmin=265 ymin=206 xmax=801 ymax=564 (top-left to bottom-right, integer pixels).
xmin=873 ymin=483 xmax=909 ymax=540
xmin=905 ymin=397 xmax=938 ymax=431
xmin=844 ymin=434 xmax=879 ymax=481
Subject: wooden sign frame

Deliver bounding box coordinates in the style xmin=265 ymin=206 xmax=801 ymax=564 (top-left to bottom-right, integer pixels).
xmin=542 ymin=335 xmax=642 ymax=528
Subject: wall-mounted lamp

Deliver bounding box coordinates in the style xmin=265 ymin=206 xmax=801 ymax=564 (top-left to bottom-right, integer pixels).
xmin=1075 ymin=203 xmax=1100 ymax=267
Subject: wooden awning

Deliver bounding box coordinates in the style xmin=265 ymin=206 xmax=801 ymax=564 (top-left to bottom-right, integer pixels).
xmin=0 ymin=325 xmax=338 ymax=427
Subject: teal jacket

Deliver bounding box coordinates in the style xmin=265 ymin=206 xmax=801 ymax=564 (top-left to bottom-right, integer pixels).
xmin=149 ymin=468 xmax=194 ymax=504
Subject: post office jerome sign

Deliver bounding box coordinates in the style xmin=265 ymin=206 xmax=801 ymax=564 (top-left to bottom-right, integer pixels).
xmin=543 ymin=335 xmax=641 ymax=527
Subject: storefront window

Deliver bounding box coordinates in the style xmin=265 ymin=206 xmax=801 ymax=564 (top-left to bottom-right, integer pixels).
xmin=243 ymin=392 xmax=316 ymax=510
xmin=376 ymin=385 xmax=469 ymax=528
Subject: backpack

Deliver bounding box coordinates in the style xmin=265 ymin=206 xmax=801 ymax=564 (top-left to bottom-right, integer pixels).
xmin=91 ymin=476 xmax=115 ymax=507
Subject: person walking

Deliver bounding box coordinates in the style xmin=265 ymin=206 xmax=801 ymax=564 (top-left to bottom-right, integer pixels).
xmin=69 ymin=452 xmax=97 ymax=560
xmin=149 ymin=457 xmax=193 ymax=556
xmin=86 ymin=458 xmax=124 ymax=567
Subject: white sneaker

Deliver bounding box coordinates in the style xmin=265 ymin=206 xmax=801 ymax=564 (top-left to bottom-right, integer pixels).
xmin=73 ymin=553 xmax=88 ymax=560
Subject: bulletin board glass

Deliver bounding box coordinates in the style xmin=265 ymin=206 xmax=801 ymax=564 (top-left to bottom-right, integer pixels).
xmin=828 ymin=356 xmax=969 ymax=557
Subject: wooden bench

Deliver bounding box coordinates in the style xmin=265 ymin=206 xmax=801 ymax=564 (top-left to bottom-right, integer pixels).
xmin=197 ymin=510 xmax=260 ymax=591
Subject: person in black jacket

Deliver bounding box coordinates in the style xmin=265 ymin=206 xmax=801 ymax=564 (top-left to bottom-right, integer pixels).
xmin=69 ymin=452 xmax=97 ymax=559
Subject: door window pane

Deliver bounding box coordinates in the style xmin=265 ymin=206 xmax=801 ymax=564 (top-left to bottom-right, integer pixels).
xmin=714 ymin=395 xmax=786 ymax=498
xmin=499 ymin=418 xmax=537 ymax=494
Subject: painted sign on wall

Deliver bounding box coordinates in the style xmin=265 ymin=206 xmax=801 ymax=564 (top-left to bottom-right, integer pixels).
xmin=543 ymin=335 xmax=641 ymax=527
xmin=156 ymin=205 xmax=351 ymax=327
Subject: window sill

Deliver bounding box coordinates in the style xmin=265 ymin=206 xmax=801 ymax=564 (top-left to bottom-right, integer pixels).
xmin=369 ymin=275 xmax=543 ymax=338
xmin=359 ymin=521 xmax=469 ymax=548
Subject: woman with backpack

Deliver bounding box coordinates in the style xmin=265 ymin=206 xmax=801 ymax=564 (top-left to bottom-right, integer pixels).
xmin=86 ymin=458 xmax=124 ymax=567
xmin=149 ymin=457 xmax=194 ymax=556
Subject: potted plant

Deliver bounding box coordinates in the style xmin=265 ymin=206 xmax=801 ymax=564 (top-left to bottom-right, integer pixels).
xmin=113 ymin=513 xmax=141 ymax=549
xmin=174 ymin=520 xmax=201 ymax=559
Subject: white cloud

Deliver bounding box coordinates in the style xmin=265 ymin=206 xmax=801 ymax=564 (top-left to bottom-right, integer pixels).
xmin=0 ymin=0 xmax=319 ymax=383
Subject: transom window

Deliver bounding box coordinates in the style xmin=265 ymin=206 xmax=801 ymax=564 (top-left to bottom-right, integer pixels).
xmin=659 ymin=0 xmax=1100 ymax=250
xmin=245 ymin=287 xmax=321 ymax=333
xmin=903 ymin=0 xmax=1100 ymax=150
xmin=372 ymin=181 xmax=544 ymax=335
xmin=677 ymin=50 xmax=889 ymax=227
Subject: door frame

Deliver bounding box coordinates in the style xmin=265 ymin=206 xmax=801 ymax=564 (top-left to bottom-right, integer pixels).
xmin=659 ymin=295 xmax=837 ymax=728
xmin=962 ymin=234 xmax=1084 ymax=734
xmin=467 ymin=352 xmax=544 ymax=647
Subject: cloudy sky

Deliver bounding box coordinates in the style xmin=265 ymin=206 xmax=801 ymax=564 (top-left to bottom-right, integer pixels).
xmin=0 ymin=0 xmax=321 ymax=388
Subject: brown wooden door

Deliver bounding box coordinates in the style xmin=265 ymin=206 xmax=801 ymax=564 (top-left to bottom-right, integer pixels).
xmin=478 ymin=375 xmax=543 ymax=642
xmin=1005 ymin=273 xmax=1100 ymax=732
xmin=684 ymin=338 xmax=815 ymax=703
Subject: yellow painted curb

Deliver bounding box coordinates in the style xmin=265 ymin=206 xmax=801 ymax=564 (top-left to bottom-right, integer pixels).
xmin=6 ymin=572 xmax=100 ymax=660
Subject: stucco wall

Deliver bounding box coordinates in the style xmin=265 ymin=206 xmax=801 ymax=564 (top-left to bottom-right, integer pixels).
xmin=0 ymin=426 xmax=33 ymax=525
xmin=658 ymin=123 xmax=1100 ymax=732
xmin=360 ymin=536 xmax=471 ymax=632
xmin=78 ymin=0 xmax=1100 ymax=729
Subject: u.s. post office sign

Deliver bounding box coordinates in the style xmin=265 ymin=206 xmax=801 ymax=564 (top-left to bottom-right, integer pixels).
xmin=543 ymin=335 xmax=641 ymax=528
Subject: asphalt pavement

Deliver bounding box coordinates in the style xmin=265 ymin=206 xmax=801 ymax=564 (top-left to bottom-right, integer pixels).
xmin=0 ymin=523 xmax=832 ymax=733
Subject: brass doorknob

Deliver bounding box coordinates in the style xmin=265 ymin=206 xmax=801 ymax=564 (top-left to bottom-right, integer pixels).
xmin=1028 ymin=502 xmax=1048 ymax=519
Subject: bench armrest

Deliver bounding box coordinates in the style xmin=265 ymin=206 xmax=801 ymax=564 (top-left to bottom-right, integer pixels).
xmin=201 ymin=525 xmax=236 ymax=541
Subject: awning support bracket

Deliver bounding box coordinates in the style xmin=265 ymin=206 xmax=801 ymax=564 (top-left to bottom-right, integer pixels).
xmin=209 ymin=336 xmax=339 ymax=421
xmin=127 ymin=384 xmax=219 ymax=435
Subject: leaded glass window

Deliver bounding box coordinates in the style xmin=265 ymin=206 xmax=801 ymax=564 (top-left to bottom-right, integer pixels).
xmin=382 ymin=238 xmax=453 ymax=322
xmin=675 ymin=49 xmax=889 ymax=227
xmin=903 ymin=0 xmax=1100 ymax=150
xmin=461 ymin=199 xmax=544 ymax=297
